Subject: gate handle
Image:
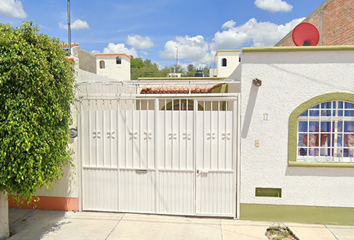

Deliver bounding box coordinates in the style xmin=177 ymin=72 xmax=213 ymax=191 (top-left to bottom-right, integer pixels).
xmin=136 ymin=169 xmax=148 ymax=174
xmin=197 ymin=170 xmax=209 ymax=176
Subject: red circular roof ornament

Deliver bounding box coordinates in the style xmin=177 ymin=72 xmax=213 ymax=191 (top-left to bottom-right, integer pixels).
xmin=292 ymin=22 xmax=320 ymax=46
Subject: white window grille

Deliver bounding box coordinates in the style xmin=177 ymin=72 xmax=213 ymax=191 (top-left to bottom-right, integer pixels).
xmin=297 ymin=101 xmax=354 ymax=162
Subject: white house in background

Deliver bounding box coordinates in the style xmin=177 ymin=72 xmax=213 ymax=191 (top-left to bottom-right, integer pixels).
xmin=210 ymin=50 xmax=241 ymax=78
xmin=71 ymin=47 xmax=131 ymax=81
xmin=95 ymin=53 xmax=131 ymax=81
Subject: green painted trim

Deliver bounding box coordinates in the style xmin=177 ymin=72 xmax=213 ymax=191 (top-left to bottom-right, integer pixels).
xmin=211 ymin=83 xmax=228 ymax=94
xmin=240 ymin=204 xmax=354 ymax=226
xmin=137 ymin=77 xmax=227 ymax=80
xmin=288 ymin=92 xmax=354 ymax=168
xmin=289 ymin=162 xmax=354 ymax=168
xmin=215 ymin=50 xmax=241 ymax=56
xmin=255 ymin=188 xmax=282 ymax=198
xmin=242 ymin=45 xmax=354 ymax=53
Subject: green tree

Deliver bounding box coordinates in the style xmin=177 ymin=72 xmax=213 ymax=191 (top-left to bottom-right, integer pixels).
xmin=203 ymin=66 xmax=210 ymax=77
xmin=131 ymin=57 xmax=162 ymax=79
xmin=186 ymin=64 xmax=196 ymax=77
xmin=0 ymin=22 xmax=75 ymax=238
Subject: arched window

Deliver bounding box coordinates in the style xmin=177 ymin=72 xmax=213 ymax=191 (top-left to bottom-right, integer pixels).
xmin=221 ymin=58 xmax=227 ymax=67
xmin=162 ymin=100 xmax=204 ymax=111
xmin=99 ymin=60 xmax=105 ymax=69
xmin=116 ymin=57 xmax=122 ymax=64
xmin=288 ymin=93 xmax=354 ymax=166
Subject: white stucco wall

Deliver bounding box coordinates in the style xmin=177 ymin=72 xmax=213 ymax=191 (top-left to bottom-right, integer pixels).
xmin=240 ymin=47 xmax=354 ymax=208
xmin=216 ymin=51 xmax=241 ymax=78
xmin=96 ymin=55 xmax=131 ymax=81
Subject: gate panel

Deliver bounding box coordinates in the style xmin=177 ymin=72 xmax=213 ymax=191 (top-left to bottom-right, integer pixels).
xmin=196 ymin=108 xmax=235 ymax=216
xmin=157 ymin=170 xmax=194 ymax=214
xmin=157 ymin=109 xmax=195 ymax=215
xmin=83 ymin=169 xmax=118 ymax=211
xmin=119 ymin=169 xmax=155 ymax=213
xmin=118 ymin=109 xmax=155 ymax=169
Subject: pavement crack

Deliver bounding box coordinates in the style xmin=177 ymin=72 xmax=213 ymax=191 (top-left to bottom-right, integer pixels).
xmin=219 ymin=219 xmax=224 ymax=240
xmin=105 ymin=213 xmax=125 ymax=240
xmin=325 ymin=225 xmax=339 ymax=240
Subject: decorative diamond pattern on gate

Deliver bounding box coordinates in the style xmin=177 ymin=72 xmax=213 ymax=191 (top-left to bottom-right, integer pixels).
xmin=168 ymin=133 xmax=177 ymax=140
xmin=129 ymin=131 xmax=138 ymax=140
xmin=107 ymin=131 xmax=115 ymax=139
xmin=221 ymin=132 xmax=231 ymax=140
xmin=93 ymin=131 xmax=101 ymax=139
xmin=183 ymin=133 xmax=191 ymax=140
xmin=144 ymin=131 xmax=152 ymax=140
xmin=207 ymin=132 xmax=216 ymax=140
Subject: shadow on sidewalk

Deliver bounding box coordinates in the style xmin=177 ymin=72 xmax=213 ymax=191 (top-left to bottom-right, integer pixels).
xmin=9 ymin=208 xmax=71 ymax=240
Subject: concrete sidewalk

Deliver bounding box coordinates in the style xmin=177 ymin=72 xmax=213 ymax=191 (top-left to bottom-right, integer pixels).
xmin=8 ymin=208 xmax=354 ymax=240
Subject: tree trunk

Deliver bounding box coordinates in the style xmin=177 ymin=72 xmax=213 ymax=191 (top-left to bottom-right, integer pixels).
xmin=0 ymin=191 xmax=9 ymax=240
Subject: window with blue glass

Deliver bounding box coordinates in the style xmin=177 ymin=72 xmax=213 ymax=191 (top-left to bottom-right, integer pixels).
xmin=297 ymin=101 xmax=354 ymax=162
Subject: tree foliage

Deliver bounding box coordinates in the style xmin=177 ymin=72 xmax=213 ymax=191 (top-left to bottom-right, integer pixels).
xmin=0 ymin=22 xmax=75 ymax=201
xmin=131 ymin=56 xmax=211 ymax=79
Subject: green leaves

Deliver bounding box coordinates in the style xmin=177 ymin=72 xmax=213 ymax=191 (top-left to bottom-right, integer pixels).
xmin=0 ymin=21 xmax=75 ymax=201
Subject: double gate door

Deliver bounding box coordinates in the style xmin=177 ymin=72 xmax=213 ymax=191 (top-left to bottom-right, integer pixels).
xmin=80 ymin=97 xmax=238 ymax=217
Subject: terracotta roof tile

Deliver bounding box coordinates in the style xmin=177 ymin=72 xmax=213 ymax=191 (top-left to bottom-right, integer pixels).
xmin=140 ymin=83 xmax=223 ymax=94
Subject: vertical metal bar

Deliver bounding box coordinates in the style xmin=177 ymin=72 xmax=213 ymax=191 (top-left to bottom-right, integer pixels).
xmin=193 ymin=98 xmax=197 ymax=215
xmin=79 ymin=98 xmax=83 ymax=211
xmin=88 ymin=102 xmax=91 ymax=167
xmin=225 ymin=101 xmax=228 ymax=169
xmin=110 ymin=104 xmax=112 ymax=167
xmin=235 ymin=96 xmax=240 ymax=219
xmin=147 ymin=100 xmax=149 ymax=168
xmin=95 ymin=101 xmax=98 ymax=166
xmin=217 ymin=100 xmax=220 ymax=170
xmin=132 ymin=99 xmax=135 ymax=167
xmin=179 ymin=99 xmax=181 ymax=169
xmin=203 ymin=101 xmax=205 ymax=169
xmin=154 ymin=98 xmax=158 ymax=213
xmin=334 ymin=101 xmax=339 ymax=161
xmin=125 ymin=100 xmax=127 ymax=168
xmin=210 ymin=100 xmax=212 ymax=169
xmin=164 ymin=99 xmax=167 ymax=169
xmin=186 ymin=98 xmax=188 ymax=169
xmin=171 ymin=99 xmax=174 ymax=169
xmin=102 ymin=101 xmax=105 ymax=167
xmin=139 ymin=100 xmax=142 ymax=168
xmin=117 ymin=99 xmax=120 ymax=210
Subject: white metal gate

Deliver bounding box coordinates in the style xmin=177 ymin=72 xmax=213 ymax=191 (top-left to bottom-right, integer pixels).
xmin=79 ymin=82 xmax=239 ymax=217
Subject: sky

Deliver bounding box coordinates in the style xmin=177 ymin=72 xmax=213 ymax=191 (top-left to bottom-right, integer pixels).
xmin=0 ymin=0 xmax=326 ymax=69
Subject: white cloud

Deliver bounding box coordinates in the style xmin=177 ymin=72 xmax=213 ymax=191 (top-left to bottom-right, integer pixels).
xmin=126 ymin=35 xmax=154 ymax=49
xmin=0 ymin=0 xmax=27 ymax=18
xmin=160 ymin=35 xmax=215 ymax=65
xmin=210 ymin=17 xmax=304 ymax=50
xmin=59 ymin=19 xmax=89 ymax=30
xmin=103 ymin=43 xmax=138 ymax=58
xmin=72 ymin=19 xmax=89 ymax=30
xmin=254 ymin=0 xmax=293 ymax=12
xmin=159 ymin=17 xmax=304 ymax=65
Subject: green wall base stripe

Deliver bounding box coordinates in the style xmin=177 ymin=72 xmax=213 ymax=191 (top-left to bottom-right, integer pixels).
xmin=240 ymin=204 xmax=354 ymax=226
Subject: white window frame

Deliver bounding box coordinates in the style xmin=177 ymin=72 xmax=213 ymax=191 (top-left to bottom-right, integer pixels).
xmin=297 ymin=100 xmax=354 ymax=163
